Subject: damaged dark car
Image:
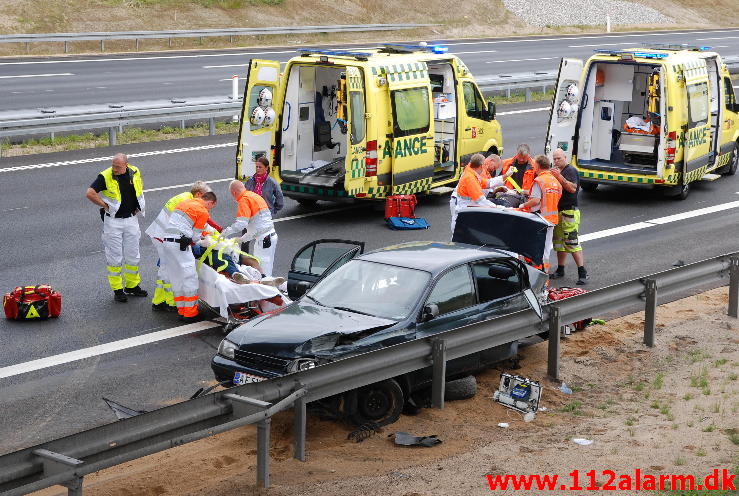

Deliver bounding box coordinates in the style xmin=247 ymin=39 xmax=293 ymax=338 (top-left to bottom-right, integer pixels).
xmin=211 ymin=209 xmax=549 ymax=426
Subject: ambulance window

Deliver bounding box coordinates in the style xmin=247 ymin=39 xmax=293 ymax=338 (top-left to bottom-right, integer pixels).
xmin=463 ymin=81 xmax=485 ymax=118
xmin=391 ymin=87 xmax=430 ymax=137
xmin=350 ymin=91 xmax=365 ymax=144
xmin=687 ymin=82 xmax=709 ymax=128
xmin=724 ymin=77 xmax=737 ymax=107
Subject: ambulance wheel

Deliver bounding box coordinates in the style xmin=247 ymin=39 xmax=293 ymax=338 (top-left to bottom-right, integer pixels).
xmin=675 ymin=180 xmax=691 ymax=200
xmin=296 ymin=198 xmax=318 ymax=208
xmin=347 ymin=379 xmax=404 ymax=427
xmin=718 ymin=142 xmax=738 ymax=176
xmin=581 ymin=182 xmax=598 ymax=193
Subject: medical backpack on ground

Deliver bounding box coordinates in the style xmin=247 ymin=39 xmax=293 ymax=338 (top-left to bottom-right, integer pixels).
xmin=386 ymin=217 xmax=430 ymax=230
xmin=548 ymin=287 xmax=591 ymax=330
xmin=384 ymin=195 xmax=417 ymax=219
xmin=3 ymin=285 xmax=62 ymax=320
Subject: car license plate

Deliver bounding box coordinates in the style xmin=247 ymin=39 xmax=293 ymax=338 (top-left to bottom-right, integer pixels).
xmin=233 ymin=371 xmax=266 ymax=385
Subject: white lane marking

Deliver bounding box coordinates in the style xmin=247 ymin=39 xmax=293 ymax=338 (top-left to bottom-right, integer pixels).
xmin=0 ymin=321 xmax=219 ymax=380
xmin=275 ymin=204 xmax=366 ymax=222
xmin=0 ymin=206 xmax=29 ymax=213
xmin=0 ymin=142 xmax=236 ymax=173
xmin=2 ymin=192 xmax=739 ymax=378
xmin=205 ymin=63 xmax=250 ymax=69
xmin=0 ymin=50 xmax=296 ymax=66
xmin=450 ymin=50 xmax=498 ymax=55
xmin=498 ymin=107 xmax=549 ymax=116
xmin=580 ymin=199 xmax=739 ymax=243
xmin=695 ymin=36 xmax=739 ymax=41
xmin=486 ymin=57 xmax=557 ymax=64
xmin=144 ymin=177 xmax=232 ymax=193
xmin=568 ymin=42 xmax=639 ymax=48
xmin=0 ymin=72 xmax=74 ymax=79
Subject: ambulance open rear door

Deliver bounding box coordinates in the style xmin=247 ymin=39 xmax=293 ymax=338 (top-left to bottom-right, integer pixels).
xmin=386 ymin=63 xmax=435 ymax=195
xmin=344 ymin=67 xmax=368 ymax=197
xmin=545 ymin=58 xmax=584 ymax=161
xmin=236 ymin=59 xmax=283 ymax=180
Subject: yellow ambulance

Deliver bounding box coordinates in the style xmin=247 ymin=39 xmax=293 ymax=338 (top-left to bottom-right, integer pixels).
xmin=546 ymin=44 xmax=739 ymax=199
xmin=235 ymin=44 xmax=503 ymax=204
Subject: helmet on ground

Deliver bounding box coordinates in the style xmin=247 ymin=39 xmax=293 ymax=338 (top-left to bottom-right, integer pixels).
xmin=250 ymin=106 xmax=265 ymax=126
xmin=257 ymin=87 xmax=273 ymax=108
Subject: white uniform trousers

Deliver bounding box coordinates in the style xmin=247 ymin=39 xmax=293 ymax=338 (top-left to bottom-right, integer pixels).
xmin=251 ymin=230 xmax=278 ymax=277
xmin=150 ymin=238 xmax=175 ymax=307
xmin=161 ymin=241 xmax=200 ymax=317
xmin=102 ymin=215 xmax=141 ymax=291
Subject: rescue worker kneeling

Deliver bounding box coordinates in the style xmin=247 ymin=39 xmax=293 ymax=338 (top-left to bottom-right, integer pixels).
xmin=161 ymin=191 xmax=218 ymax=321
xmin=450 ymin=153 xmax=509 ymax=235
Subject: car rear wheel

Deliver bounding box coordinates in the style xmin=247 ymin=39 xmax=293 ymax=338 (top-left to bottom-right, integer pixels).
xmin=347 ymin=379 xmax=404 ymax=427
xmin=718 ymin=142 xmax=738 ymax=176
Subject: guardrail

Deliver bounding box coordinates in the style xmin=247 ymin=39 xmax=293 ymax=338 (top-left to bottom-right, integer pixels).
xmin=0 ymin=24 xmax=435 ymax=53
xmin=0 ymin=252 xmax=737 ymax=495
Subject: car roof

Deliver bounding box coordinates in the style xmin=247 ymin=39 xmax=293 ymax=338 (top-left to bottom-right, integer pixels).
xmin=358 ymin=241 xmax=510 ymax=274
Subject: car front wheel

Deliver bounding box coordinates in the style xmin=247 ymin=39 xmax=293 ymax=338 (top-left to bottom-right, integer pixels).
xmin=347 ymin=379 xmax=404 ymax=427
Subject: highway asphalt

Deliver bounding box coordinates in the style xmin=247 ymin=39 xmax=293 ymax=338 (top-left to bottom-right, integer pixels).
xmin=1 ymin=100 xmax=738 ymax=454
xmin=1 ymin=28 xmax=739 ymax=110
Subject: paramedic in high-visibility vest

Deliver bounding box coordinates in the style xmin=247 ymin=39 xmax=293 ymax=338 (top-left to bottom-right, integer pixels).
xmin=501 ymin=143 xmax=538 ymax=193
xmin=86 ymin=153 xmax=147 ymax=303
xmin=450 ymin=153 xmax=508 ymax=235
xmin=160 ymin=192 xmax=218 ymax=321
xmin=519 ymin=155 xmax=562 ymax=273
xmin=145 ymin=181 xmax=211 ymax=312
xmin=221 ymin=180 xmax=278 ymax=277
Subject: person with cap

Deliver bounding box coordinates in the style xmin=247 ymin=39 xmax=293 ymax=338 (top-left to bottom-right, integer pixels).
xmin=549 ymin=148 xmax=589 ymax=285
xmin=245 ymin=156 xmax=284 ymax=216
xmin=160 ymin=192 xmax=218 ymax=322
xmin=501 ymin=143 xmax=538 ymax=193
xmin=518 ymin=155 xmax=562 ymax=274
xmin=145 ymin=180 xmax=212 ymax=311
xmin=85 ymin=153 xmax=147 ymax=302
xmin=221 ymin=180 xmax=278 ymax=277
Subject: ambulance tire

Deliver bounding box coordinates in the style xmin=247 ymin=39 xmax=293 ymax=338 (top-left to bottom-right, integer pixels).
xmin=581 ymin=182 xmax=598 ymax=193
xmin=296 ymin=198 xmax=318 ymax=208
xmin=718 ymin=142 xmax=738 ymax=176
xmin=675 ymin=180 xmax=691 ymax=201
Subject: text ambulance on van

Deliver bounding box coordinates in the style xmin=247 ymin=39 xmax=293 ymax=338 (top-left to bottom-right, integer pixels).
xmin=546 ymin=44 xmax=739 ymax=200
xmin=235 ymin=44 xmax=503 ymax=204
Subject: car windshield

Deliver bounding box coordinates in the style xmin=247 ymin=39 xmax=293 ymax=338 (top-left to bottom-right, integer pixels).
xmin=306 ymin=260 xmax=431 ymax=320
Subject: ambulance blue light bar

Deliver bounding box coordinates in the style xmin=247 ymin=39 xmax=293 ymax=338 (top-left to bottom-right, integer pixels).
xmin=593 ymin=49 xmax=667 ymax=59
xmin=380 ymin=43 xmax=449 ymax=54
xmin=431 ymin=45 xmax=449 ymax=54
xmin=299 ymin=48 xmax=372 ymax=60
xmin=631 ymin=52 xmax=669 ymax=59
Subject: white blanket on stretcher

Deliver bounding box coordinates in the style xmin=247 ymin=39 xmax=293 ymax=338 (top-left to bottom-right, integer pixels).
xmin=198 ymin=264 xmax=289 ymax=318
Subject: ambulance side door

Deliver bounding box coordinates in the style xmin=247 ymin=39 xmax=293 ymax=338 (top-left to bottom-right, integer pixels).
xmin=344 ymin=67 xmax=368 ymax=196
xmin=682 ymin=67 xmax=712 ymax=180
xmin=236 ymin=59 xmax=283 ymax=180
xmin=545 ymin=58 xmax=584 ymax=161
xmin=720 ymin=74 xmax=739 ymax=166
xmin=385 ymin=64 xmax=435 ymax=195
xmin=458 ymin=79 xmax=492 ymax=156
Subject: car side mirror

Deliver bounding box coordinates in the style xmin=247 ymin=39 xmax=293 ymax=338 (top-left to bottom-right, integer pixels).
xmin=488 ymin=265 xmax=515 ymax=279
xmin=421 ymin=303 xmax=439 ymax=322
xmin=486 ymin=101 xmax=496 ymax=121
xmin=293 ymin=280 xmax=313 ymax=298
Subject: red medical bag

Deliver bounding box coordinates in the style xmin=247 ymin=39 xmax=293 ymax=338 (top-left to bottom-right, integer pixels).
xmin=384 ymin=195 xmax=417 ymax=220
xmin=3 ymin=285 xmax=62 ymax=320
xmin=548 ymin=287 xmax=590 ymax=330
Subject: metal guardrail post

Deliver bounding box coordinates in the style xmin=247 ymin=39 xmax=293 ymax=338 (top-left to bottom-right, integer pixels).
xmin=431 ymin=339 xmax=447 ymax=409
xmin=525 ymin=88 xmax=532 ymax=102
xmin=256 ymin=418 xmax=271 ymax=488
xmin=729 ymin=256 xmax=739 ymax=318
xmin=547 ymin=306 xmax=561 ymax=380
xmin=33 ymin=450 xmax=84 ymax=496
xmin=644 ymin=279 xmax=657 ymax=347
xmin=63 ymin=41 xmax=68 ymax=53
xmin=293 ymin=395 xmax=307 ymax=462
xmin=100 ymin=40 xmax=104 ymax=52
xmin=208 ymin=117 xmax=216 ymax=136
xmin=108 ymin=127 xmax=117 ymax=146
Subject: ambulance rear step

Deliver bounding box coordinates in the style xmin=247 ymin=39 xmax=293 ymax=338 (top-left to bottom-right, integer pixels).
xmin=700 ymin=173 xmax=721 ymax=182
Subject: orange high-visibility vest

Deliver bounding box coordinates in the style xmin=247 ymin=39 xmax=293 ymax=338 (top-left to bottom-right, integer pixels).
xmin=531 ymin=170 xmax=562 ymax=224
xmin=174 ymin=198 xmax=209 ymax=231
xmin=502 ymin=156 xmax=538 ymax=192
xmin=236 ymin=190 xmax=269 ymax=220
xmin=456 ymin=167 xmax=486 ymax=202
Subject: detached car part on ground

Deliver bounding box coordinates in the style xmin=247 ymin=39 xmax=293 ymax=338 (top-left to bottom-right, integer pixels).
xmin=211 ymin=209 xmax=548 ymax=426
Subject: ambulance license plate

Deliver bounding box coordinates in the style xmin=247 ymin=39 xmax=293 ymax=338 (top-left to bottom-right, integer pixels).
xmin=233 ymin=371 xmax=266 ymax=385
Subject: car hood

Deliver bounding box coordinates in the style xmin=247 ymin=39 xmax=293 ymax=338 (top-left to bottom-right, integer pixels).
xmin=226 ymin=301 xmax=397 ymax=356
xmin=452 ymin=208 xmax=550 ymax=265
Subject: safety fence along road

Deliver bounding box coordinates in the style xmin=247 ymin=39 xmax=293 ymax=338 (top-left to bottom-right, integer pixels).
xmin=0 ymin=252 xmax=737 ymax=495
xmin=0 ymin=25 xmax=435 ymax=53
